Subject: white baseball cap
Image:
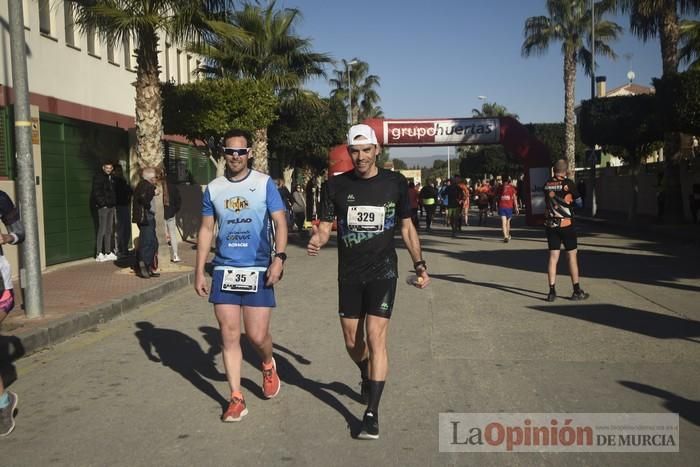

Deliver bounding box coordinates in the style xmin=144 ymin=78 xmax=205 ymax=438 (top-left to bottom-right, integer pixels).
xmin=347 ymin=124 xmax=378 ymax=146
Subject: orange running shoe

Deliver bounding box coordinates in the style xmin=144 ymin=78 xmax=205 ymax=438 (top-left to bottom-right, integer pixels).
xmin=262 ymin=357 xmax=281 ymax=399
xmin=221 ymin=396 xmax=248 ymax=422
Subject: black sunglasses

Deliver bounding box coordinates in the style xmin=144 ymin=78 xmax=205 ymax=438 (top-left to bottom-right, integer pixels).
xmin=223 ymin=147 xmax=250 ymax=157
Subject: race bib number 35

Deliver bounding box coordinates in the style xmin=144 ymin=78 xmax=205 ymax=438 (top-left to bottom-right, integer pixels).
xmin=347 ymin=206 xmax=385 ymax=232
xmin=221 ymin=268 xmax=259 ymax=293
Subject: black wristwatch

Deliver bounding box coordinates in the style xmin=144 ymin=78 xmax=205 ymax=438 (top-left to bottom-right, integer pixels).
xmin=414 ymin=260 xmax=427 ymax=271
xmin=274 ymin=252 xmax=287 ymax=263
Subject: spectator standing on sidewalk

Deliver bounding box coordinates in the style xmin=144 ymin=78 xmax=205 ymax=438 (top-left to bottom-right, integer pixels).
xmin=0 ymin=190 xmax=24 ymax=437
xmin=544 ymin=159 xmax=589 ymax=302
xmin=291 ymin=184 xmax=307 ymax=232
xmin=91 ymin=162 xmax=117 ymax=262
xmin=195 ymin=130 xmax=287 ymax=423
xmin=132 ymin=168 xmax=160 ymax=278
xmin=163 ymin=174 xmax=182 ymax=263
xmin=113 ymin=164 xmax=133 ymax=258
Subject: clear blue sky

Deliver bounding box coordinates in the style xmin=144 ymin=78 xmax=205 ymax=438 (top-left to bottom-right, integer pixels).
xmin=281 ymin=0 xmax=685 ymax=158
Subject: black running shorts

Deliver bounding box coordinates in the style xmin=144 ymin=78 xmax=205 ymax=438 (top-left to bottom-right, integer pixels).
xmin=546 ymin=226 xmax=578 ymax=251
xmin=338 ymin=278 xmax=397 ymax=319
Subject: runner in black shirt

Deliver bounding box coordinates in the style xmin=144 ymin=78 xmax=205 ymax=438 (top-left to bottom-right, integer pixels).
xmin=308 ymin=124 xmax=430 ymax=440
xmin=543 ymin=159 xmax=589 ymax=301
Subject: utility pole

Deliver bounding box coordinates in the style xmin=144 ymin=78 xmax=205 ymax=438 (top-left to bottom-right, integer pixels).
xmin=8 ymin=0 xmax=44 ymax=318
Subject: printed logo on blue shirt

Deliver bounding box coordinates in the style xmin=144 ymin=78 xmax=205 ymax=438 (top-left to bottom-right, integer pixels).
xmin=225 ymin=197 xmax=249 ymax=213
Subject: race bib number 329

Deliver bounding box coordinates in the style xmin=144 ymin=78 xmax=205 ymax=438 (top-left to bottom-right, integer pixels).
xmin=221 ymin=268 xmax=259 ymax=293
xmin=347 ymin=205 xmax=385 ymax=232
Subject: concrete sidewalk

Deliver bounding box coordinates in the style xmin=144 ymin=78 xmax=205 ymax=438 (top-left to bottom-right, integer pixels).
xmin=1 ymin=243 xmax=197 ymax=358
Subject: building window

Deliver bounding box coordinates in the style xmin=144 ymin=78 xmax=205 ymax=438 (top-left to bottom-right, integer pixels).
xmin=123 ymin=35 xmax=132 ymax=69
xmin=39 ymin=0 xmax=52 ymax=35
xmin=87 ymin=26 xmax=98 ymax=56
xmin=64 ymin=3 xmax=76 ymax=47
xmin=176 ymin=49 xmax=182 ymax=84
xmin=107 ymin=42 xmax=116 ymax=64
xmin=22 ymin=0 xmax=30 ymax=28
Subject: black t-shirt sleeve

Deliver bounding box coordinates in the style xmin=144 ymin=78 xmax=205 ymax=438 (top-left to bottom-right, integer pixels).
xmin=396 ymin=174 xmax=412 ymax=219
xmin=319 ymin=180 xmax=335 ymax=222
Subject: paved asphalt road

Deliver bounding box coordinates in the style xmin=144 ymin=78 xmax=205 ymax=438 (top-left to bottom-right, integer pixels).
xmin=2 ymin=218 xmax=699 ymax=466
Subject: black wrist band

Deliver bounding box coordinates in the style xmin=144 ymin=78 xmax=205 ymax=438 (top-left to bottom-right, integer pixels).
xmin=414 ymin=260 xmax=427 ymax=270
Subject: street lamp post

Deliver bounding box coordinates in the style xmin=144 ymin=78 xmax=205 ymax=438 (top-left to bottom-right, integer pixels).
xmin=447 ymin=146 xmax=451 ymax=179
xmin=346 ymin=59 xmax=358 ymax=125
xmin=587 ymin=0 xmax=598 ymax=216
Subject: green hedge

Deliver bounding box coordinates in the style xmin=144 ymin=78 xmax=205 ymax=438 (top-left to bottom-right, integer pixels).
xmin=654 ymin=70 xmax=700 ymax=135
xmin=579 ymin=94 xmax=663 ymax=149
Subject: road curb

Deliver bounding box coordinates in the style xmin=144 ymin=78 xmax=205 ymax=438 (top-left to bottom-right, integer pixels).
xmin=13 ymin=272 xmax=194 ymax=358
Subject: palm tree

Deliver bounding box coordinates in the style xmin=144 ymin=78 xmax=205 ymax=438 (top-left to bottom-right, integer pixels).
xmin=618 ymin=0 xmax=700 ymax=76
xmin=680 ymin=19 xmax=700 ymax=69
xmin=471 ymin=101 xmax=519 ymax=120
xmin=617 ymin=0 xmax=700 ymax=221
xmin=195 ymin=1 xmax=333 ymax=173
xmin=71 ymin=0 xmax=235 ymax=170
xmin=329 ymin=59 xmax=382 ymax=124
xmin=71 ymin=0 xmax=235 ymax=267
xmin=522 ymin=0 xmax=621 ymax=173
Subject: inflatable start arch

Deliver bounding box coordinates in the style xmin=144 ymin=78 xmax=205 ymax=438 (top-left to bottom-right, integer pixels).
xmin=329 ymin=117 xmax=552 ymax=226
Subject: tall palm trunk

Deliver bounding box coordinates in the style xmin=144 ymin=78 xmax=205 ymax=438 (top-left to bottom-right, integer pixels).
xmin=563 ymin=48 xmax=577 ymax=175
xmin=134 ymin=30 xmax=163 ymax=169
xmin=660 ymin=4 xmax=684 ymax=223
xmin=134 ymin=29 xmax=170 ymax=269
xmin=252 ymin=127 xmax=269 ymax=174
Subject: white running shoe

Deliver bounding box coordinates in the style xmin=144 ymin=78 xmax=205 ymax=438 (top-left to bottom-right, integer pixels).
xmin=171 ymin=256 xmax=182 ymax=263
xmin=105 ymin=252 xmax=118 ymax=261
xmin=96 ymin=253 xmax=106 ymax=262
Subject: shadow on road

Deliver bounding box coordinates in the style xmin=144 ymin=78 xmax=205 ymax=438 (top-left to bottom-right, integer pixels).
xmin=134 ymin=322 xmax=228 ymax=411
xmin=419 ymin=245 xmax=700 ymax=294
xmin=198 ymin=326 xmax=361 ymax=435
xmin=618 ymin=381 xmax=700 ymax=427
xmin=528 ymin=304 xmax=700 ymax=341
xmin=0 ymin=334 xmax=25 ymax=389
xmin=428 ymin=272 xmax=546 ymax=300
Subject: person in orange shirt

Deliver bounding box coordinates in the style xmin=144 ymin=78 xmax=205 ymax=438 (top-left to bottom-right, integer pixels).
xmin=458 ymin=179 xmax=470 ymax=227
xmin=476 ymin=181 xmax=491 ymax=226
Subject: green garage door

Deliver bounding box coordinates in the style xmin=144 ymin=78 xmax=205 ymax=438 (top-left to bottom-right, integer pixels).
xmin=41 ymin=114 xmax=128 ymax=265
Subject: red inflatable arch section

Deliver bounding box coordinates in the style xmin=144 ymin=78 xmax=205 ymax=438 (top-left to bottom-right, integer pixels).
xmin=328 ymin=117 xmax=552 ymax=226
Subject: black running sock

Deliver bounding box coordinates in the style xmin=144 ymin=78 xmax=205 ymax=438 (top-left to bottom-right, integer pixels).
xmin=367 ymin=380 xmax=385 ymax=415
xmin=573 ymin=283 xmax=581 ymax=293
xmin=355 ymin=358 xmax=369 ymax=381
xmin=549 ymin=284 xmax=556 ymax=293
